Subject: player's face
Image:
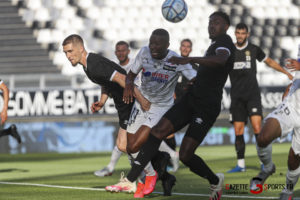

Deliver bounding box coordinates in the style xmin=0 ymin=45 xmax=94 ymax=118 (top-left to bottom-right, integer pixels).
xmin=115 ymin=44 xmax=130 ymax=64
xmin=63 ymin=43 xmax=83 ymax=66
xmin=180 ymin=41 xmax=192 ymax=57
xmin=235 ymin=28 xmax=249 ymax=46
xmin=149 ymin=35 xmax=169 ymax=60
xmin=208 ymin=15 xmax=228 ymax=40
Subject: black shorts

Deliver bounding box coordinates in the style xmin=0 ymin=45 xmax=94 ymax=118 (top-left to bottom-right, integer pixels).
xmin=116 ymin=101 xmax=134 ymax=130
xmin=229 ymin=96 xmax=262 ymax=123
xmin=163 ymin=94 xmax=218 ymax=143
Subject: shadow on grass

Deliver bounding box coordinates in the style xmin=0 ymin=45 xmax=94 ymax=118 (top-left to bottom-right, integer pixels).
xmin=0 ymin=168 xmax=29 ymax=173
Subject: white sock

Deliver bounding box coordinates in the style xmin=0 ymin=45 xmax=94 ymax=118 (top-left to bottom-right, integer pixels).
xmin=107 ymin=145 xmax=122 ymax=171
xmin=159 ymin=141 xmax=176 ymax=158
xmin=130 ymin=151 xmax=156 ymax=177
xmin=286 ymin=166 xmax=300 ymax=192
xmin=237 ymin=159 xmax=245 ymax=168
xmin=256 ymin=143 xmax=273 ymax=172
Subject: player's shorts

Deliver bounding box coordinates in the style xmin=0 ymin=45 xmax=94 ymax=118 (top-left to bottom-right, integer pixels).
xmin=116 ymin=101 xmax=134 ymax=130
xmin=126 ymin=101 xmax=172 ymax=134
xmin=164 ymin=94 xmax=218 ymax=143
xmin=229 ymin=97 xmax=262 ymax=123
xmin=265 ymin=102 xmax=300 ymax=155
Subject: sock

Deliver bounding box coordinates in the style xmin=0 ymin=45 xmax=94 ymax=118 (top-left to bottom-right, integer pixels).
xmin=238 ymin=159 xmax=245 ymax=168
xmin=159 ymin=141 xmax=176 ymax=158
xmin=286 ymin=166 xmax=300 ymax=192
xmin=164 ymin=137 xmax=176 ymax=150
xmin=0 ymin=127 xmax=11 ymax=137
xmin=107 ymin=146 xmax=122 ymax=172
xmin=138 ymin=171 xmax=146 ymax=183
xmin=256 ymin=143 xmax=273 ymax=172
xmin=127 ymin=134 xmax=162 ymax=182
xmin=151 ymin=151 xmax=170 ymax=180
xmin=183 ymin=154 xmax=219 ymax=185
xmin=235 ymin=135 xmax=245 ymax=160
xmin=131 ymin=151 xmax=156 ymax=177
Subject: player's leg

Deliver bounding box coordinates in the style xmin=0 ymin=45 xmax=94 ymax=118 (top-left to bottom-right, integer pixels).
xmin=280 ymin=146 xmax=300 ymax=200
xmin=159 ymin=140 xmax=179 ymax=172
xmin=95 ymin=127 xmax=125 ymax=177
xmin=228 ymin=99 xmax=247 ymax=173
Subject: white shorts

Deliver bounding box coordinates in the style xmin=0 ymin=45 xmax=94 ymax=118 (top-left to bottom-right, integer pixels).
xmin=266 ymin=102 xmax=300 ymax=155
xmin=126 ymin=101 xmax=172 ymax=134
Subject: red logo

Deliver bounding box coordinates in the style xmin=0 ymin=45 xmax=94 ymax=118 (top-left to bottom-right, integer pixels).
xmin=250 ymin=184 xmax=263 ymax=194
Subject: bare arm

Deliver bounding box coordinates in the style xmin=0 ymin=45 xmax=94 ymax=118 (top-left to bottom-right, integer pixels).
xmin=168 ymin=49 xmax=230 ymax=67
xmin=112 ymin=71 xmax=151 ymax=111
xmin=264 ymin=57 xmax=293 ymax=80
xmin=285 ymin=58 xmax=300 ymax=72
xmin=0 ymin=82 xmax=9 ymax=124
xmin=91 ymin=86 xmax=109 ymax=113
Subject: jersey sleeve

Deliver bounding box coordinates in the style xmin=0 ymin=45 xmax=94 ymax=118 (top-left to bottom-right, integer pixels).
xmin=215 ymin=35 xmax=233 ymax=56
xmin=130 ymin=47 xmax=145 ymax=74
xmin=255 ymin=46 xmax=267 ymax=62
xmin=177 ymin=64 xmax=197 ymax=80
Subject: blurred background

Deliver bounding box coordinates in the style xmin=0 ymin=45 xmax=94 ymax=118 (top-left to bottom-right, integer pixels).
xmin=0 ymin=0 xmax=299 ymax=154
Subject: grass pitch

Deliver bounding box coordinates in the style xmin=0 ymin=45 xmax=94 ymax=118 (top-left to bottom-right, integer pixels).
xmin=1 ymin=143 xmax=299 ymax=200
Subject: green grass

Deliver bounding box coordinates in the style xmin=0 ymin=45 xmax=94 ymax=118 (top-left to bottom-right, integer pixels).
xmin=1 ymin=143 xmax=299 ymax=200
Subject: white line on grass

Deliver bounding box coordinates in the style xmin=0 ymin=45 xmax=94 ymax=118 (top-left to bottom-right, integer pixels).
xmin=1 ymin=181 xmax=297 ymax=199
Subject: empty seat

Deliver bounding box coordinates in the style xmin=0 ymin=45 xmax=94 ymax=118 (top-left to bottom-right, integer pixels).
xmin=270 ymin=47 xmax=282 ymax=59
xmin=263 ymin=25 xmax=275 ymax=37
xmin=251 ymin=25 xmax=263 ymax=36
xmin=275 ymin=25 xmax=287 ymax=36
xmin=260 ymin=37 xmax=272 ymax=49
xmin=277 ymin=18 xmax=289 ymax=26
xmin=287 ymin=26 xmax=299 ymax=36
xmin=265 ymin=18 xmax=277 ymax=26
xmin=249 ymin=36 xmax=260 ymax=46
xmin=253 ymin=18 xmax=265 ymax=26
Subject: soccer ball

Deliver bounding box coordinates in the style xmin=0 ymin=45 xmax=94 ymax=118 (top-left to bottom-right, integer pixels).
xmin=161 ymin=0 xmax=188 ymax=23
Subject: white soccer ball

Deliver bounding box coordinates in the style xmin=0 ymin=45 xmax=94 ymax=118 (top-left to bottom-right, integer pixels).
xmin=161 ymin=0 xmax=188 ymax=23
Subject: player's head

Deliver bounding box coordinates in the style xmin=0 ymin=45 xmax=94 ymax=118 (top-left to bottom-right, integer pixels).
xmin=115 ymin=41 xmax=130 ymax=66
xmin=62 ymin=34 xmax=85 ymax=66
xmin=180 ymin=38 xmax=193 ymax=57
xmin=208 ymin=11 xmax=230 ymax=40
xmin=235 ymin=23 xmax=249 ymax=47
xmin=149 ymin=28 xmax=170 ymax=60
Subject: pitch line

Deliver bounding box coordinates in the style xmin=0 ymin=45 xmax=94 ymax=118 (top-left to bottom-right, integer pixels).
xmin=0 ymin=181 xmax=295 ymax=199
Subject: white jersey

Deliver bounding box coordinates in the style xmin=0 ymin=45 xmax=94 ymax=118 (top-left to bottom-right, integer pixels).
xmin=130 ymin=46 xmax=196 ymax=106
xmin=120 ymin=59 xmax=142 ymax=87
xmin=285 ymin=71 xmax=300 ymax=115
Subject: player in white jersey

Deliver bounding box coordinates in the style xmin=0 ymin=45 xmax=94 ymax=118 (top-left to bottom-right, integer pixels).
xmin=250 ymin=58 xmax=300 ymax=200
xmin=106 ymin=29 xmax=196 ymax=197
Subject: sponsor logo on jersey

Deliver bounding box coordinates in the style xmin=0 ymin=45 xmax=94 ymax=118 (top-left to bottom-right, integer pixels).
xmin=143 ymin=71 xmax=169 ymax=83
xmin=163 ymin=64 xmax=176 ymax=71
xmin=195 ymin=117 xmax=203 ymax=124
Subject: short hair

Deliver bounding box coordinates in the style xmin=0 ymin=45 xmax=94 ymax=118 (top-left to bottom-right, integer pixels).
xmin=62 ymin=34 xmax=84 ymax=46
xmin=151 ymin=28 xmax=170 ymax=42
xmin=235 ymin=23 xmax=249 ymax=32
xmin=181 ymin=38 xmax=193 ymax=47
xmin=210 ymin=11 xmax=230 ymax=26
xmin=115 ymin=41 xmax=129 ymax=48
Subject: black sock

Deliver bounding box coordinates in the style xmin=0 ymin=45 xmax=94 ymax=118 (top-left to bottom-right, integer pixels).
xmin=127 ymin=134 xmax=162 ymax=182
xmin=254 ymin=133 xmax=259 ymax=140
xmin=151 ymin=151 xmax=170 ymax=180
xmin=235 ymin=135 xmax=245 ymax=159
xmin=0 ymin=127 xmax=11 ymax=137
xmin=183 ymin=154 xmax=219 ymax=185
xmin=164 ymin=137 xmax=176 ymax=150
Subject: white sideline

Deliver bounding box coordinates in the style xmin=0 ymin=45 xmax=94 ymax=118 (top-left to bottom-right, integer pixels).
xmin=1 ymin=181 xmax=297 ymax=199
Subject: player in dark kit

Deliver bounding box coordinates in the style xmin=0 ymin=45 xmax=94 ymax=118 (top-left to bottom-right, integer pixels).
xmin=227 ymin=23 xmax=293 ymax=173
xmin=115 ymin=11 xmax=235 ymax=200
xmin=0 ymin=80 xmax=21 ymax=143
xmin=62 ymin=34 xmax=174 ymax=195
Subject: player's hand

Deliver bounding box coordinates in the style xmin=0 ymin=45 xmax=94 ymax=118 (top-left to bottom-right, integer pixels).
xmin=285 ymin=58 xmax=300 ymax=72
xmin=140 ymin=97 xmax=151 ymax=111
xmin=91 ymin=101 xmax=104 ymax=113
xmin=168 ymin=56 xmax=191 ymax=65
xmin=0 ymin=110 xmax=7 ymax=125
xmin=123 ymin=82 xmax=134 ymax=104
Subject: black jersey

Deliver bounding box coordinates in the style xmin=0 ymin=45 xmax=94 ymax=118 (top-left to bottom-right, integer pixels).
xmin=84 ymin=53 xmax=129 ymax=112
xmin=229 ymin=42 xmax=266 ymax=99
xmin=189 ymin=34 xmax=235 ymax=115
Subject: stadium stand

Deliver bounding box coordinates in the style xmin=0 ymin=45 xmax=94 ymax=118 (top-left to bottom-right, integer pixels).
xmin=2 ymin=0 xmax=300 ymax=87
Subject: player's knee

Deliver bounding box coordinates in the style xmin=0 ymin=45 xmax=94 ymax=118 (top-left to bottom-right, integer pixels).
xmin=151 ymin=126 xmax=165 ymax=140
xmin=252 ymin=125 xmax=261 ymax=134
xmin=117 ymin=141 xmax=126 ymax=153
xmin=179 ymin=150 xmax=192 ymax=164
xmin=126 ymin=142 xmax=139 ymax=154
xmin=256 ymin=134 xmax=269 ymax=148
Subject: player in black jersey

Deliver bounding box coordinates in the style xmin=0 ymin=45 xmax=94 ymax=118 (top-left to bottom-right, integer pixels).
xmin=227 ymin=23 xmax=293 ymax=173
xmin=115 ymin=11 xmax=235 ymax=200
xmin=0 ymin=80 xmax=21 ymax=143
